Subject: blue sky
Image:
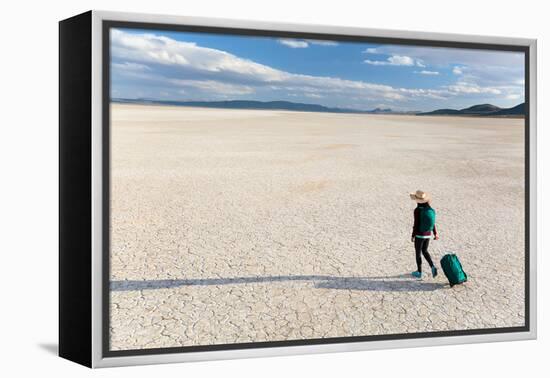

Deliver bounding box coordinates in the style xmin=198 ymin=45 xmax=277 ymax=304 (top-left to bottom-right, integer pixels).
xmin=111 ymin=28 xmax=525 ymax=112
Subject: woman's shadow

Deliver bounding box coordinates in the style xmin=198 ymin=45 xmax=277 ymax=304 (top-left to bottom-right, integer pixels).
xmin=313 ymin=275 xmax=446 ymax=291
xmin=111 ymin=274 xmax=447 ymax=292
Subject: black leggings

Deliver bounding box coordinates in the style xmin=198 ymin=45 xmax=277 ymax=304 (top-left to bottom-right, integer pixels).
xmin=414 ymin=237 xmax=434 ymax=272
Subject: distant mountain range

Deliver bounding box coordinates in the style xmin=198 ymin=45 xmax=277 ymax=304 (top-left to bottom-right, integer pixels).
xmin=113 ymin=98 xmax=524 ymax=117
xmin=113 ymin=98 xmax=417 ymax=115
xmin=418 ymin=103 xmax=525 ymax=117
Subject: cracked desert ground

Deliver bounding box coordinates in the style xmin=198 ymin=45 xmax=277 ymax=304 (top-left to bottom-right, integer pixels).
xmin=109 ymin=103 xmax=525 ymax=351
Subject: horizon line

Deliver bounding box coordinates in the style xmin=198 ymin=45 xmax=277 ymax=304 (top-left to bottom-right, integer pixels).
xmin=111 ymin=97 xmax=525 ymax=115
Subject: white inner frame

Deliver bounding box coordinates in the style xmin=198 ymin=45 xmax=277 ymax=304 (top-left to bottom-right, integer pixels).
xmin=90 ymin=10 xmax=537 ymax=368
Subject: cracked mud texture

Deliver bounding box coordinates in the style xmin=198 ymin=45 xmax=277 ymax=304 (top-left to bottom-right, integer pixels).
xmin=109 ymin=104 xmax=525 ymax=351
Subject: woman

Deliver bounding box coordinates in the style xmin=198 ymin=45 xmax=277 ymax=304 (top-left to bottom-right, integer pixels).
xmin=409 ymin=190 xmax=439 ymax=278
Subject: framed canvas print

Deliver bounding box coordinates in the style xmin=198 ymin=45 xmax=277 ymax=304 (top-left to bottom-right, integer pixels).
xmin=59 ymin=10 xmax=537 ymax=368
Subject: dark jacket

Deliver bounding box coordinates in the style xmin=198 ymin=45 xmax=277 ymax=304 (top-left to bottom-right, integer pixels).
xmin=412 ymin=203 xmax=438 ymax=238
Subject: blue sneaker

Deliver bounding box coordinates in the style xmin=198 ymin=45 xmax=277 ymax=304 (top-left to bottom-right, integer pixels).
xmin=431 ymin=266 xmax=438 ymax=278
xmin=411 ymin=271 xmax=422 ymax=278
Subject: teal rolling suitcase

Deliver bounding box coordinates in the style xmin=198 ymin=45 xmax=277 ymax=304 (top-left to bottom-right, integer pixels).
xmin=440 ymin=254 xmax=467 ymax=287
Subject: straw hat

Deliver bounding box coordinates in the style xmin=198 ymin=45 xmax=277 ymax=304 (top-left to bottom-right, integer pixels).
xmin=410 ymin=190 xmax=430 ymax=203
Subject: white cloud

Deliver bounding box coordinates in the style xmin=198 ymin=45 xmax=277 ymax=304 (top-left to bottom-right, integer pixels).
xmin=364 ymin=45 xmax=524 ymax=89
xmin=112 ymin=62 xmax=151 ymax=71
xmin=363 ymin=48 xmax=378 ymax=54
xmin=388 ymin=55 xmax=415 ymax=66
xmin=363 ymin=59 xmax=389 ymax=66
xmin=365 ymin=46 xmax=524 ymax=103
xmin=364 ymin=45 xmax=523 ymax=68
xmin=304 ymin=93 xmax=324 ymax=98
xmin=364 ymin=55 xmax=424 ymax=67
xmin=277 ymin=39 xmax=338 ymax=48
xmin=112 ymin=29 xmax=288 ymax=82
xmin=306 ymin=39 xmax=338 ymax=46
xmin=383 ymin=92 xmax=406 ymax=100
xmin=415 ymin=70 xmax=440 ymax=75
xmin=277 ymin=39 xmax=309 ymax=48
xmin=171 ymin=79 xmax=255 ymax=95
xmin=397 ymin=87 xmax=449 ymax=100
xmin=447 ymin=81 xmax=501 ymax=95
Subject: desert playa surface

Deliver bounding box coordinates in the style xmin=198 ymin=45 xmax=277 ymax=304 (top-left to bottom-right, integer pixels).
xmin=109 ymin=103 xmax=525 ymax=351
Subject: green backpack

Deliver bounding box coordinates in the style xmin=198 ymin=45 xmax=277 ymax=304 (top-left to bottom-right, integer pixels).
xmin=440 ymin=254 xmax=467 ymax=287
xmin=417 ymin=206 xmax=436 ymax=233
